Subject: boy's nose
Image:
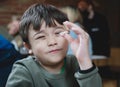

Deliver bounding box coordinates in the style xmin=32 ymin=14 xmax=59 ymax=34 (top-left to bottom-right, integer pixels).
xmin=47 ymin=36 xmax=57 ymax=46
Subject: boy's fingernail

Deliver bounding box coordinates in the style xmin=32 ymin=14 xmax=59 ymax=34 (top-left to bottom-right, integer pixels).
xmin=59 ymin=31 xmax=69 ymax=36
xmin=64 ymin=24 xmax=69 ymax=31
xmin=63 ymin=21 xmax=68 ymax=24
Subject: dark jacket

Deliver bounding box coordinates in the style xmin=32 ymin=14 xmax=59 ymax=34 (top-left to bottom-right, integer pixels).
xmin=82 ymin=11 xmax=110 ymax=57
xmin=0 ymin=35 xmax=23 ymax=87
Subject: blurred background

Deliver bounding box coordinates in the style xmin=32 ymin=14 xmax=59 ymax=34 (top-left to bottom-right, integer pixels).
xmin=0 ymin=0 xmax=119 ymax=47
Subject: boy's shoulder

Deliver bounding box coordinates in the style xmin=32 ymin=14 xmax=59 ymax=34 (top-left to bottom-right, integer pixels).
xmin=14 ymin=56 xmax=38 ymax=68
xmin=16 ymin=56 xmax=34 ymax=63
xmin=14 ymin=56 xmax=41 ymax=73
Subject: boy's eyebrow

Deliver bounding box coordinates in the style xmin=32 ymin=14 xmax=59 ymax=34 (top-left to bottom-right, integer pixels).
xmin=54 ymin=26 xmax=65 ymax=29
xmin=33 ymin=26 xmax=64 ymax=37
xmin=33 ymin=30 xmax=44 ymax=37
xmin=55 ymin=25 xmax=69 ymax=31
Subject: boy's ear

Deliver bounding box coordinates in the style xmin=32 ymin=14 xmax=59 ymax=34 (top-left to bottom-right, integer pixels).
xmin=23 ymin=42 xmax=30 ymax=49
xmin=23 ymin=42 xmax=33 ymax=55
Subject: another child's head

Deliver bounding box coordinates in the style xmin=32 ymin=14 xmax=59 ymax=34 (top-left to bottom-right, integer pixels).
xmin=19 ymin=3 xmax=69 ymax=67
xmin=7 ymin=18 xmax=20 ymax=36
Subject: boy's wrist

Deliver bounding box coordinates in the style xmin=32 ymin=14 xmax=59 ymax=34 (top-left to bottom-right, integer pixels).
xmin=78 ymin=58 xmax=93 ymax=70
xmin=78 ymin=63 xmax=96 ymax=74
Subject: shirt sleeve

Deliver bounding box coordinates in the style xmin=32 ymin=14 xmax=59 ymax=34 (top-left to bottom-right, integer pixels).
xmin=74 ymin=67 xmax=102 ymax=87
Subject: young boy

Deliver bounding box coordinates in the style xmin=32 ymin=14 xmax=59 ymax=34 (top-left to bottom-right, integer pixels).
xmin=6 ymin=3 xmax=102 ymax=87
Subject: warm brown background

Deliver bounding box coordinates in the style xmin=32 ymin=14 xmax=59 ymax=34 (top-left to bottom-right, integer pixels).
xmin=0 ymin=0 xmax=120 ymax=47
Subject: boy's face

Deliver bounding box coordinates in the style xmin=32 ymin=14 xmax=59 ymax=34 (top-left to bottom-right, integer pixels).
xmin=28 ymin=21 xmax=68 ymax=66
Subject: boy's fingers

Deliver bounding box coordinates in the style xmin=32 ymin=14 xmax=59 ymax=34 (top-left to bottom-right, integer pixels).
xmin=63 ymin=21 xmax=85 ymax=35
xmin=60 ymin=32 xmax=73 ymax=43
xmin=63 ymin=21 xmax=78 ymax=28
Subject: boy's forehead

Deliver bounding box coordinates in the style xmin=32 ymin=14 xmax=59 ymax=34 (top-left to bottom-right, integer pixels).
xmin=41 ymin=20 xmax=64 ymax=30
xmin=29 ymin=20 xmax=65 ymax=31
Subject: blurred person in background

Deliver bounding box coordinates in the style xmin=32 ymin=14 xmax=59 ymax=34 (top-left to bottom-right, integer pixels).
xmin=7 ymin=16 xmax=29 ymax=57
xmin=78 ymin=0 xmax=110 ymax=59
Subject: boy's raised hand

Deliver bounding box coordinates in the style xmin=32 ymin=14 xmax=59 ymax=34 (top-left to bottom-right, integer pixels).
xmin=62 ymin=21 xmax=93 ymax=70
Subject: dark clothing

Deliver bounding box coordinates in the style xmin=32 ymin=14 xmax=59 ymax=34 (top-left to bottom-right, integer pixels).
xmin=82 ymin=11 xmax=110 ymax=57
xmin=0 ymin=35 xmax=23 ymax=87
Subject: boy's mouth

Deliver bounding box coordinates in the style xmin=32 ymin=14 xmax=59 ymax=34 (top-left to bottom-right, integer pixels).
xmin=48 ymin=49 xmax=62 ymax=54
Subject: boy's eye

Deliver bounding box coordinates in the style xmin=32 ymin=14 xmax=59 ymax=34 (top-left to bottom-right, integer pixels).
xmin=35 ymin=36 xmax=45 ymax=40
xmin=55 ymin=32 xmax=61 ymax=34
xmin=55 ymin=31 xmax=63 ymax=36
